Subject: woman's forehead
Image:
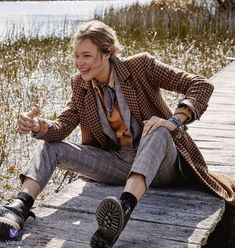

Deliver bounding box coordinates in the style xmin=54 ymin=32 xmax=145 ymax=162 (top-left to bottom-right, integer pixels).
xmin=75 ymin=38 xmax=98 ymax=51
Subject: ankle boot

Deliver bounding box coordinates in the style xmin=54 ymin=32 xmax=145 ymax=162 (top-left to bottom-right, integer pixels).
xmin=90 ymin=196 xmax=133 ymax=248
xmin=0 ymin=197 xmax=35 ymax=241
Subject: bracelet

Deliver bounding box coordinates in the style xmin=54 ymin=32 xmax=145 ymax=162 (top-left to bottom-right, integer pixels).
xmin=168 ymin=115 xmax=182 ymax=127
xmin=168 ymin=116 xmax=188 ymax=131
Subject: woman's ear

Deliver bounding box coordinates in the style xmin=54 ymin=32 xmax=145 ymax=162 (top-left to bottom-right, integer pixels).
xmin=104 ymin=53 xmax=111 ymax=60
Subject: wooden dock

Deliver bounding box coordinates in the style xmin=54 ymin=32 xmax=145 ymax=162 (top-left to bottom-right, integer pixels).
xmin=1 ymin=61 xmax=235 ymax=248
xmin=188 ymin=61 xmax=235 ymax=179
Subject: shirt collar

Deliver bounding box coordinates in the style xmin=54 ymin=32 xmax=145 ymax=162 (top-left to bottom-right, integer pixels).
xmin=91 ymin=67 xmax=115 ymax=92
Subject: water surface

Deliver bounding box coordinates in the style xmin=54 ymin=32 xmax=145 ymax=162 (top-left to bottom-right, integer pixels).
xmin=0 ymin=0 xmax=151 ymax=40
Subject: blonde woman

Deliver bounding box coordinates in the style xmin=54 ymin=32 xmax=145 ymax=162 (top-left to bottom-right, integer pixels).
xmin=0 ymin=20 xmax=234 ymax=247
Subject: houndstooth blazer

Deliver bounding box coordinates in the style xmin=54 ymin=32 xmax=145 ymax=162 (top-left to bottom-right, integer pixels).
xmin=39 ymin=52 xmax=235 ymax=206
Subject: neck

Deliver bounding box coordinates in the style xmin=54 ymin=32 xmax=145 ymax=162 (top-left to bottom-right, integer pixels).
xmin=96 ymin=61 xmax=112 ymax=84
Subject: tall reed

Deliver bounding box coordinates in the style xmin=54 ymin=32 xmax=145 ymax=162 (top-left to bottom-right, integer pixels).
xmin=97 ymin=0 xmax=235 ymax=41
xmin=94 ymin=0 xmax=234 ymax=77
xmin=0 ymin=0 xmax=234 ymax=201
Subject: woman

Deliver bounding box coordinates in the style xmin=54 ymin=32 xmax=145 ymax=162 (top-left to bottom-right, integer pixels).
xmin=0 ymin=20 xmax=234 ymax=247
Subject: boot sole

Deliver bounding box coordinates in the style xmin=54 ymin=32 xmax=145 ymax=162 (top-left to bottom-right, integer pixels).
xmin=90 ymin=197 xmax=124 ymax=248
xmin=0 ymin=217 xmax=21 ymax=241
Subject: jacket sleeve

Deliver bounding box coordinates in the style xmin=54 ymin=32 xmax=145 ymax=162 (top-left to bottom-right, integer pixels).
xmin=32 ymin=79 xmax=80 ymax=142
xmin=143 ymin=53 xmax=214 ymax=120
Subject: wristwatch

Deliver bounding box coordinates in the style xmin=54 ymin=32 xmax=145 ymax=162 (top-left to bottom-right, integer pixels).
xmin=168 ymin=115 xmax=188 ymax=130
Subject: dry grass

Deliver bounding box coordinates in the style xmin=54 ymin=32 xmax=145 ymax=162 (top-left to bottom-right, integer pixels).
xmin=0 ymin=0 xmax=234 ymax=201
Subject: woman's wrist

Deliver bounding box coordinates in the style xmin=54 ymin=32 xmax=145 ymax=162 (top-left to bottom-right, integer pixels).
xmin=168 ymin=114 xmax=188 ymax=130
xmin=168 ymin=115 xmax=182 ymax=127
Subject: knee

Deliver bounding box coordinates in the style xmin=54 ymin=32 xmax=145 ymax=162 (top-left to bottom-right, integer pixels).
xmin=151 ymin=126 xmax=171 ymax=140
xmin=139 ymin=126 xmax=172 ymax=149
xmin=34 ymin=141 xmax=62 ymax=164
xmin=37 ymin=141 xmax=50 ymax=150
xmin=145 ymin=127 xmax=174 ymax=149
xmin=37 ymin=141 xmax=58 ymax=154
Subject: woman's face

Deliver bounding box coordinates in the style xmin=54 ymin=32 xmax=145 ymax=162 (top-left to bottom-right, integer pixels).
xmin=74 ymin=38 xmax=110 ymax=82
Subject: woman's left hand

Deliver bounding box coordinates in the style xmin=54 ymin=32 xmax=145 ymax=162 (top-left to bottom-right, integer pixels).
xmin=142 ymin=116 xmax=177 ymax=137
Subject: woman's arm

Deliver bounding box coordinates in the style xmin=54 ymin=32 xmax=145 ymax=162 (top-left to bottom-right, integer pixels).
xmin=31 ymin=77 xmax=81 ymax=142
xmin=32 ymin=98 xmax=80 ymax=142
xmin=144 ymin=52 xmax=214 ymax=122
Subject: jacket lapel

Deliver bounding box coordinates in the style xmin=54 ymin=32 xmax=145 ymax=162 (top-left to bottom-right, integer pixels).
xmin=95 ymin=92 xmax=118 ymax=144
xmin=84 ymin=85 xmax=108 ymax=146
xmin=114 ymin=72 xmax=131 ymax=134
xmin=112 ymin=57 xmax=143 ymax=126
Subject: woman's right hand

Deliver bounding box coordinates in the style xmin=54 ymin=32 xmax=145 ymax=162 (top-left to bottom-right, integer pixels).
xmin=18 ymin=107 xmax=40 ymax=134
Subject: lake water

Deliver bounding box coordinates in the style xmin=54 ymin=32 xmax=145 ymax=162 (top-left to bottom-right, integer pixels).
xmin=0 ymin=0 xmax=151 ymax=40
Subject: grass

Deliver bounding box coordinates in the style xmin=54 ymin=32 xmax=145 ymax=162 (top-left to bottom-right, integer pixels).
xmin=0 ymin=0 xmax=234 ymax=201
xmin=96 ymin=0 xmax=235 ymax=77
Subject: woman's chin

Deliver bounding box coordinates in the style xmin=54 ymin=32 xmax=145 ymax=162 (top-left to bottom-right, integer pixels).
xmin=81 ymin=74 xmax=92 ymax=81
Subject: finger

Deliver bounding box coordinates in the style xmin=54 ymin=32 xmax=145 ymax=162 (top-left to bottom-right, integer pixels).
xmin=142 ymin=123 xmax=152 ymax=137
xmin=19 ymin=113 xmax=35 ymax=124
xmin=19 ymin=124 xmax=32 ymax=132
xmin=19 ymin=130 xmax=30 ymax=135
xmin=148 ymin=122 xmax=160 ymax=134
xmin=33 ymin=117 xmax=39 ymax=127
xmin=142 ymin=120 xmax=149 ymax=137
xmin=19 ymin=126 xmax=31 ymax=134
xmin=28 ymin=107 xmax=39 ymax=119
xmin=18 ymin=118 xmax=35 ymax=129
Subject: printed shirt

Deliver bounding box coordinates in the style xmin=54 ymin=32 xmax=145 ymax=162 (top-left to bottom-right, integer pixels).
xmin=92 ymin=68 xmax=132 ymax=146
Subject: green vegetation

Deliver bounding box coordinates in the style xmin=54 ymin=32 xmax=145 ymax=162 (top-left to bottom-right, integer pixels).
xmin=0 ymin=0 xmax=234 ymax=201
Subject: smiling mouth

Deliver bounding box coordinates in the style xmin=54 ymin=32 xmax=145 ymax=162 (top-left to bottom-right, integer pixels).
xmin=80 ymin=69 xmax=90 ymax=74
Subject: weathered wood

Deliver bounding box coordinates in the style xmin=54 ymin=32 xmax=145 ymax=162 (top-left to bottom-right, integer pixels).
xmin=0 ymin=181 xmax=224 ymax=248
xmin=41 ymin=182 xmax=223 ymax=230
xmin=1 ymin=62 xmax=234 ymax=248
xmin=188 ymin=61 xmax=235 ymax=182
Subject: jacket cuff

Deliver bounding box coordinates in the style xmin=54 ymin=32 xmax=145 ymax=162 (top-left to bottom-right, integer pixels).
xmin=31 ymin=118 xmax=50 ymax=139
xmin=174 ymin=99 xmax=198 ymax=125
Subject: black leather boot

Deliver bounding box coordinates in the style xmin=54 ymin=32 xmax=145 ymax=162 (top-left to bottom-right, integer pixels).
xmin=90 ymin=197 xmax=133 ymax=248
xmin=0 ymin=196 xmax=35 ymax=241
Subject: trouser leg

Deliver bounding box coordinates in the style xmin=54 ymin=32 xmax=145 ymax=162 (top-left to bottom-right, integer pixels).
xmin=90 ymin=127 xmax=179 ymax=248
xmin=20 ymin=141 xmax=135 ymax=190
xmin=130 ymin=127 xmax=179 ymax=188
xmin=91 ymin=127 xmax=179 ymax=247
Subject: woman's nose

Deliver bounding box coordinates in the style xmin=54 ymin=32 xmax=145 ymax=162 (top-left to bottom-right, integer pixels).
xmin=75 ymin=58 xmax=84 ymax=67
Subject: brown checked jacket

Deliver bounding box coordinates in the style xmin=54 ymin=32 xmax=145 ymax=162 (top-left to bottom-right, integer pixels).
xmin=38 ymin=52 xmax=235 ymax=206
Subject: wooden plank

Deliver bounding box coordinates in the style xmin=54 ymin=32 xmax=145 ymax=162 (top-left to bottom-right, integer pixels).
xmin=0 ymin=180 xmax=217 ymax=248
xmin=4 ymin=179 xmax=220 ymax=248
xmin=188 ymin=61 xmax=235 ymax=183
xmin=41 ymin=182 xmax=223 ymax=229
xmin=38 ymin=180 xmax=223 ymax=246
xmin=42 ymin=179 xmax=222 ymax=203
xmin=208 ymin=165 xmax=235 ymax=176
xmin=190 ymin=122 xmax=235 ymax=131
xmin=0 ymin=211 xmax=199 ymax=248
xmin=28 ymin=207 xmax=210 ymax=245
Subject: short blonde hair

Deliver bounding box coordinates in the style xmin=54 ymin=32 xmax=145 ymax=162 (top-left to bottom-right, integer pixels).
xmin=72 ymin=20 xmax=122 ymax=58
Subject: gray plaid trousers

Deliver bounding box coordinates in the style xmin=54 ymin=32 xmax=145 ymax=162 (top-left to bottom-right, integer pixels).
xmin=20 ymin=127 xmax=179 ymax=189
